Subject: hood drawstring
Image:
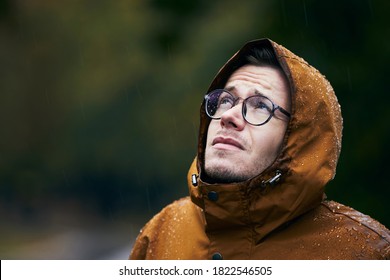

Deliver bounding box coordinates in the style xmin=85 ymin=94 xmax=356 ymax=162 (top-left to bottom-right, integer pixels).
xmin=261 ymin=170 xmax=282 ymax=188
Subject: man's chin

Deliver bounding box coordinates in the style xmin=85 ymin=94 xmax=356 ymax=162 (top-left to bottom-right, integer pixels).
xmin=204 ymin=164 xmax=248 ymax=184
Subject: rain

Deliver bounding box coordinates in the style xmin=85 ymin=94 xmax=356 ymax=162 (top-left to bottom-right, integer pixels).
xmin=0 ymin=0 xmax=389 ymax=260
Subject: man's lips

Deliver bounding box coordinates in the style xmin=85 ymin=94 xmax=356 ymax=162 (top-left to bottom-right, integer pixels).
xmin=212 ymin=137 xmax=245 ymax=150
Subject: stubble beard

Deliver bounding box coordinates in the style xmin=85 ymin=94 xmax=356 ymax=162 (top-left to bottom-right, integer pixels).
xmin=204 ymin=146 xmax=279 ymax=184
xmin=205 ymin=164 xmax=248 ymax=184
xmin=204 ymin=150 xmax=257 ymax=184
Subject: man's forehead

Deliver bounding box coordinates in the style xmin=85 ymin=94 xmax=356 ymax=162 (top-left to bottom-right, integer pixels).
xmin=223 ymin=64 xmax=291 ymax=107
xmin=226 ymin=64 xmax=281 ymax=83
xmin=224 ymin=66 xmax=281 ymax=93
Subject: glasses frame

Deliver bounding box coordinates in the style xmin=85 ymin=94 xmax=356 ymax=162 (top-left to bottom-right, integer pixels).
xmin=204 ymin=89 xmax=291 ymax=126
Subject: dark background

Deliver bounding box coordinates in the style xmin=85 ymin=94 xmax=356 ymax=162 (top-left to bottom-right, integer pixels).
xmin=1 ymin=0 xmax=389 ymax=259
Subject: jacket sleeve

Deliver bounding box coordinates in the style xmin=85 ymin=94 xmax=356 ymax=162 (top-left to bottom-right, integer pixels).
xmin=128 ymin=209 xmax=164 ymax=260
xmin=128 ymin=197 xmax=194 ymax=260
xmin=384 ymin=243 xmax=390 ymax=260
xmin=129 ymin=229 xmax=150 ymax=260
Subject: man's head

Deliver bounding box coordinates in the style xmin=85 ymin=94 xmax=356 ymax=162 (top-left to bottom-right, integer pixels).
xmin=189 ymin=38 xmax=342 ymax=234
xmin=204 ymin=47 xmax=291 ymax=183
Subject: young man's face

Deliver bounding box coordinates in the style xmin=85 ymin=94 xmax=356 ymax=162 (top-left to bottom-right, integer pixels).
xmin=204 ymin=64 xmax=291 ymax=183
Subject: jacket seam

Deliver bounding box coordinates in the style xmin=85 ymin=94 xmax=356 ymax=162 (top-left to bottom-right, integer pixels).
xmin=321 ymin=202 xmax=390 ymax=246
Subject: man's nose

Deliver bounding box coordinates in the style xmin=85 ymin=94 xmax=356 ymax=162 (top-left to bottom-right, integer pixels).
xmin=220 ymin=103 xmax=246 ymax=130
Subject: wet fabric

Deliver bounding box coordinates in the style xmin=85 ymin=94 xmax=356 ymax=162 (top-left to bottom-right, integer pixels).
xmin=130 ymin=38 xmax=390 ymax=260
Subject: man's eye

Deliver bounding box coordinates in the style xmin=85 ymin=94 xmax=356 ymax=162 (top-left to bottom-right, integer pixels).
xmin=219 ymin=97 xmax=234 ymax=107
xmin=256 ymin=101 xmax=271 ymax=112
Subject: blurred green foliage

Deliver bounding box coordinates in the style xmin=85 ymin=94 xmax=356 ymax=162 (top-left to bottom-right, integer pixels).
xmin=1 ymin=0 xmax=389 ymax=238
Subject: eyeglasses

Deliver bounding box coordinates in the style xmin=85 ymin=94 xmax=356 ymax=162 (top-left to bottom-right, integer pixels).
xmin=204 ymin=89 xmax=291 ymax=126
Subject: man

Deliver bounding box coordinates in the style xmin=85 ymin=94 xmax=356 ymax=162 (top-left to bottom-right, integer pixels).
xmin=130 ymin=38 xmax=390 ymax=259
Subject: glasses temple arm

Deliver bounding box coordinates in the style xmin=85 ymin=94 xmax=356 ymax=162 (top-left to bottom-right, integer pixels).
xmin=277 ymin=106 xmax=291 ymax=118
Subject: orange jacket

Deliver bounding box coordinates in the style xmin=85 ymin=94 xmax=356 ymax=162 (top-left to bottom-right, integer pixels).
xmin=130 ymin=39 xmax=390 ymax=260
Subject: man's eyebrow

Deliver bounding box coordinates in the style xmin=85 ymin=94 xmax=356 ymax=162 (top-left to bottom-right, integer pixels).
xmin=225 ymin=85 xmax=267 ymax=98
xmin=253 ymin=89 xmax=266 ymax=97
xmin=224 ymin=85 xmax=236 ymax=92
xmin=225 ymin=85 xmax=262 ymax=95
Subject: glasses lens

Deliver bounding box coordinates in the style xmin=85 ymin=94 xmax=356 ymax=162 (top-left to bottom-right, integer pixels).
xmin=244 ymin=95 xmax=273 ymax=125
xmin=205 ymin=90 xmax=234 ymax=118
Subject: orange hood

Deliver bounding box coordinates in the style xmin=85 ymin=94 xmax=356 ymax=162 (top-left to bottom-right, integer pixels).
xmin=187 ymin=38 xmax=343 ymax=240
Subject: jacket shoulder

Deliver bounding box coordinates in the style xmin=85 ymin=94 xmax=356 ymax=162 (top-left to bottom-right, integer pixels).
xmin=320 ymin=200 xmax=390 ymax=259
xmin=129 ymin=197 xmax=195 ymax=259
xmin=322 ymin=200 xmax=390 ymax=240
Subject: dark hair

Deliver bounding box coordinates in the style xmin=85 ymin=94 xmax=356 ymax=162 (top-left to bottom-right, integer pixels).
xmin=208 ymin=44 xmax=283 ymax=93
xmin=246 ymin=47 xmax=279 ymax=68
xmin=227 ymin=46 xmax=280 ymax=77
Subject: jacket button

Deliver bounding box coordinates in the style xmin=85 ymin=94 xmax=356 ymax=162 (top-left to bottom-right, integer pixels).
xmin=212 ymin=252 xmax=223 ymax=260
xmin=208 ymin=191 xmax=218 ymax=201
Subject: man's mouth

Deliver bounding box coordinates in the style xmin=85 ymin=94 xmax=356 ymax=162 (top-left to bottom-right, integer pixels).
xmin=212 ymin=137 xmax=245 ymax=150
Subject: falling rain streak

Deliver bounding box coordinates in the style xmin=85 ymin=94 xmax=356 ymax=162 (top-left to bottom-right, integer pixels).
xmin=303 ymin=0 xmax=309 ymax=26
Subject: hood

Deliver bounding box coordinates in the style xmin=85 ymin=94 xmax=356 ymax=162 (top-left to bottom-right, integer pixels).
xmin=187 ymin=38 xmax=343 ymax=240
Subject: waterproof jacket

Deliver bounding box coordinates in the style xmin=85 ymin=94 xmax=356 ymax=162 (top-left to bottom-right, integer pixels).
xmin=130 ymin=38 xmax=390 ymax=260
